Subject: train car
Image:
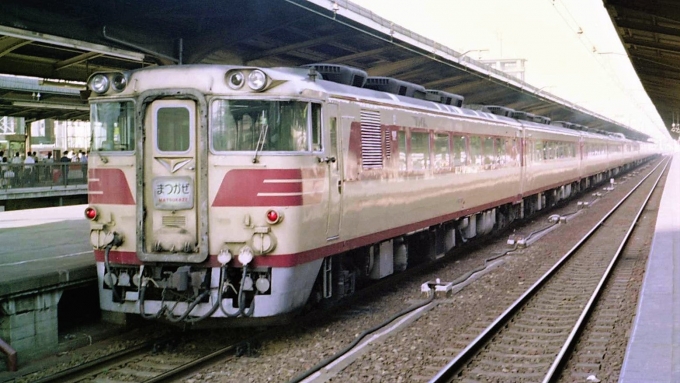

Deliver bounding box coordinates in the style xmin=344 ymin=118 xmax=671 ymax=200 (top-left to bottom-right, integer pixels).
xmin=83 ymin=63 xmax=654 ymax=324
xmin=518 ymin=117 xmax=582 ymax=213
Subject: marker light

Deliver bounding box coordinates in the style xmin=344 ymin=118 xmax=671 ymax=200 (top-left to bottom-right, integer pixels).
xmin=218 ymin=248 xmax=233 ymax=265
xmin=247 ymin=70 xmax=267 ymax=91
xmin=266 ymin=209 xmax=282 ymax=224
xmin=84 ymin=206 xmax=98 ymax=220
xmin=238 ymin=246 xmax=254 ymax=265
xmin=89 ymin=74 xmax=110 ymax=94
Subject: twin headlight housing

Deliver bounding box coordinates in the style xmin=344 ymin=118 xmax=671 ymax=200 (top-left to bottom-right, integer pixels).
xmin=88 ymin=72 xmax=128 ymax=95
xmin=226 ymin=69 xmax=269 ymax=92
xmin=88 ymin=68 xmax=271 ymax=95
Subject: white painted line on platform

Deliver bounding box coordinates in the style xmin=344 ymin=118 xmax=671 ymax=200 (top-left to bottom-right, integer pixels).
xmin=0 ymin=251 xmax=92 ymax=267
xmin=0 ymin=204 xmax=86 ymax=229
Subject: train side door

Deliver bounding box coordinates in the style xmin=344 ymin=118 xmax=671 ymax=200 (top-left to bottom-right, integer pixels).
xmin=325 ymin=103 xmax=343 ymax=241
xmin=139 ymin=99 xmax=204 ymax=263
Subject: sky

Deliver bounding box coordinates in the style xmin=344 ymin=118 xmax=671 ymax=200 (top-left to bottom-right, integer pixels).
xmin=351 ymin=0 xmax=671 ymax=143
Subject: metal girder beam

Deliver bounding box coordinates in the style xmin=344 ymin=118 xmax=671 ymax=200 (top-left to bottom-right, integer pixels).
xmin=457 ymin=86 xmax=515 ymax=104
xmin=366 ymin=56 xmax=433 ymax=77
xmin=0 ymin=54 xmax=91 ymax=81
xmin=249 ymin=48 xmax=329 ymax=66
xmin=54 ymin=51 xmax=104 ymax=71
xmin=286 ymin=25 xmax=365 ymax=57
xmin=640 ymin=86 xmax=680 ymax=101
xmin=631 ymin=55 xmax=680 ymax=74
xmin=324 ymin=46 xmax=396 ymax=64
xmin=636 ymin=66 xmax=680 ymax=83
xmin=623 ymin=36 xmax=680 ymax=55
xmin=640 ymin=81 xmax=680 ymax=97
xmin=615 ymin=18 xmax=680 ymax=37
xmin=422 ymin=73 xmax=469 ymax=89
xmin=527 ymin=103 xmax=565 ymax=114
xmin=604 ymin=1 xmax=680 ymax=24
xmin=245 ymin=31 xmax=353 ymax=62
xmin=396 ymin=65 xmax=444 ymax=84
xmin=186 ymin=11 xmax=312 ymax=64
xmin=0 ymin=25 xmax=145 ymax=62
xmin=641 ymin=80 xmax=680 ymax=94
xmin=0 ymin=36 xmax=32 ymax=58
xmin=442 ymin=78 xmax=490 ymax=95
xmin=507 ymin=100 xmax=545 ymax=111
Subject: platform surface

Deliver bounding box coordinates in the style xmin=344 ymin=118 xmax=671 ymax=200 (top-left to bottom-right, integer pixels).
xmin=0 ymin=204 xmax=94 ymax=298
xmin=619 ymin=155 xmax=680 ymax=383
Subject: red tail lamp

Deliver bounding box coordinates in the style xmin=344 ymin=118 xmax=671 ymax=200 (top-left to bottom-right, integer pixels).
xmin=266 ymin=209 xmax=282 ymax=224
xmin=84 ymin=206 xmax=98 ymax=220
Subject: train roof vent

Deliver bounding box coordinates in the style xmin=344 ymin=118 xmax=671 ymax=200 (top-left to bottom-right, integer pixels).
xmin=532 ymin=115 xmax=551 ymax=124
xmin=553 ymin=121 xmax=587 ymax=131
xmin=301 ymin=63 xmax=368 ymax=87
xmin=484 ymin=105 xmax=515 ymax=117
xmin=425 ymin=90 xmax=464 ymax=107
xmin=513 ymin=110 xmax=541 ymax=122
xmin=364 ymin=77 xmax=427 ymax=99
xmin=551 ymin=121 xmax=574 ymax=129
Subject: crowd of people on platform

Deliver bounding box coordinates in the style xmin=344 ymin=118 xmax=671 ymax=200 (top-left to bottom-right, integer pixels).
xmin=0 ymin=149 xmax=88 ymax=188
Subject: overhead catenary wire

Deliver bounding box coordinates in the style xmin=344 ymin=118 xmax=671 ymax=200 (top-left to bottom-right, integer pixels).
xmin=548 ymin=0 xmax=668 ymax=140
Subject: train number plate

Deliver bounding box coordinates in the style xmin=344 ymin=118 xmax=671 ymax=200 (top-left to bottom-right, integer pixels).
xmin=152 ymin=176 xmax=194 ymax=210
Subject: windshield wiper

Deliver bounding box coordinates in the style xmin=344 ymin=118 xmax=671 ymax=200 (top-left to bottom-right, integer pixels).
xmin=252 ymin=111 xmax=268 ymax=164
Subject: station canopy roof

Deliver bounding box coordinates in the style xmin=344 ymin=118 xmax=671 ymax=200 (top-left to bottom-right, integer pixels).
xmin=0 ymin=0 xmax=659 ymax=141
xmin=604 ymin=0 xmax=680 ymax=140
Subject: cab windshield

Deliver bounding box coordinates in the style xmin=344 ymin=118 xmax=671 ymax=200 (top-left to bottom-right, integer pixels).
xmin=211 ymin=99 xmax=321 ymax=152
xmin=91 ymin=101 xmax=135 ymax=151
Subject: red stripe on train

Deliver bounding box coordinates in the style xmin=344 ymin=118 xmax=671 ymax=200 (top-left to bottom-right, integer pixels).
xmin=88 ymin=168 xmax=135 ymax=205
xmin=212 ymin=168 xmax=323 ymax=207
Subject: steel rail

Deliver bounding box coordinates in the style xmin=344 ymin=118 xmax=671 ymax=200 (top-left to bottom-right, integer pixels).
xmin=34 ymin=341 xmax=152 ymax=383
xmin=542 ymin=157 xmax=670 ymax=382
xmin=429 ymin=157 xmax=669 ymax=383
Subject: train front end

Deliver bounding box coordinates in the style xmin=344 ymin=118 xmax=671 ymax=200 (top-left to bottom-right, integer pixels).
xmin=85 ymin=65 xmax=331 ymax=324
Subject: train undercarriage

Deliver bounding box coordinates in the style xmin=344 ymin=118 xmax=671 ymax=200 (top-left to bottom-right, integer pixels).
xmin=306 ymin=161 xmax=645 ymax=309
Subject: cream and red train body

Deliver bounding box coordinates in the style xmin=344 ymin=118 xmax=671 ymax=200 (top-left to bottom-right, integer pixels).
xmin=84 ymin=64 xmax=656 ymax=324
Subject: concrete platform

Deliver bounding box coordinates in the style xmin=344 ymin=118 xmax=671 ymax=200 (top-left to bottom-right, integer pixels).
xmin=0 ymin=204 xmax=94 ymax=296
xmin=620 ymin=155 xmax=680 ymax=383
xmin=0 ymin=204 xmax=95 ymax=371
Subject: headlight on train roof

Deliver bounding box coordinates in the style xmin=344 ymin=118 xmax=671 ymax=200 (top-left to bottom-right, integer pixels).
xmin=227 ymin=71 xmax=245 ymax=89
xmin=225 ymin=69 xmax=271 ymax=92
xmin=111 ymin=72 xmax=127 ymax=92
xmin=247 ymin=70 xmax=267 ymax=91
xmin=89 ymin=74 xmax=110 ymax=94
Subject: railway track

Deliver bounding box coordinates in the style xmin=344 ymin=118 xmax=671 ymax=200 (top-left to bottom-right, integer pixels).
xmin=428 ymin=158 xmax=669 ymax=382
xmin=32 ymin=332 xmax=262 ymax=383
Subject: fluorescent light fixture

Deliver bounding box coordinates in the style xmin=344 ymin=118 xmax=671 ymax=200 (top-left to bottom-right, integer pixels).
xmin=39 ymin=79 xmax=86 ymax=89
xmin=12 ymin=101 xmax=89 ymax=111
